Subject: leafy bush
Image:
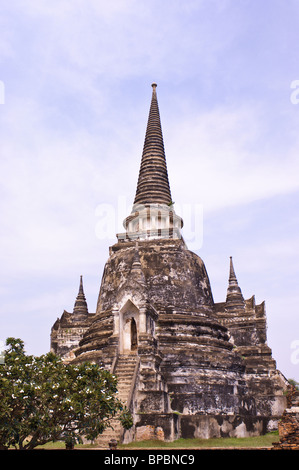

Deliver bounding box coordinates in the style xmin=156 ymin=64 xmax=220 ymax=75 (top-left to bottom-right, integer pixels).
xmin=0 ymin=338 xmax=132 ymax=449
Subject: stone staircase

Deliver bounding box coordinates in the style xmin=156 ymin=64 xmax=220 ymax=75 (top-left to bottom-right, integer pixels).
xmin=93 ymin=354 xmax=137 ymax=448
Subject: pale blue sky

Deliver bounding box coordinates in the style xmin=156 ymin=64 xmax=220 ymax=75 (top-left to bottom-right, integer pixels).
xmin=0 ymin=0 xmax=299 ymax=380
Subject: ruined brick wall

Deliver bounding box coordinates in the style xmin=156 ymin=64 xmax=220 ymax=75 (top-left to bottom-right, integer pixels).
xmin=50 ymin=311 xmax=95 ymax=363
xmin=273 ymin=386 xmax=299 ymax=450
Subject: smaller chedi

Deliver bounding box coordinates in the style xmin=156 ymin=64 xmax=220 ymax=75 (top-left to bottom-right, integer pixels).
xmin=51 ymin=276 xmax=96 ymax=363
xmin=51 ymin=84 xmax=288 ymax=446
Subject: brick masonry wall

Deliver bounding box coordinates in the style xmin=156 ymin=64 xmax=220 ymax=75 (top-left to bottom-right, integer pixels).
xmin=273 ymin=386 xmax=299 ymax=450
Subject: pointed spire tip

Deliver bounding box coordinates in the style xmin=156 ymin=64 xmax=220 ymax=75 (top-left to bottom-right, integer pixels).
xmin=133 ymin=80 xmax=172 ymax=206
xmin=73 ymin=274 xmax=88 ymax=315
xmin=226 ymin=255 xmax=244 ymax=304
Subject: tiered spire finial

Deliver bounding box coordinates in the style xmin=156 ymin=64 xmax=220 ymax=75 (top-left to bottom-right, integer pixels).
xmin=226 ymin=257 xmax=245 ymax=305
xmin=134 ymin=83 xmax=172 ymax=206
xmin=73 ymin=275 xmax=88 ymax=316
xmin=229 ymin=256 xmax=238 ymax=283
xmin=118 ymin=83 xmax=183 ymax=242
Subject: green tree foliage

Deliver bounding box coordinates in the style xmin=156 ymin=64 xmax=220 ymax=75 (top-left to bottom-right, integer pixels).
xmin=0 ymin=338 xmax=132 ymax=449
xmin=288 ymin=378 xmax=299 ymax=390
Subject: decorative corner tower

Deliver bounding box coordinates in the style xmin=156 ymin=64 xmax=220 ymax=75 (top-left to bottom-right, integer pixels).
xmin=50 ymin=84 xmax=288 ymax=446
xmin=50 ymin=276 xmax=95 ymax=363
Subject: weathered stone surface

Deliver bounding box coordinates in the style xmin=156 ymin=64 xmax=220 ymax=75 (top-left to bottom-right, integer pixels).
xmin=180 ymin=414 xmax=269 ymax=439
xmin=273 ymin=386 xmax=299 ymax=449
xmin=95 ymin=239 xmax=214 ymax=315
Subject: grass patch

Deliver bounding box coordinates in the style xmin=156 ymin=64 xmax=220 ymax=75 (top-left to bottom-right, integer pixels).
xmin=36 ymin=441 xmax=66 ymax=449
xmin=33 ymin=431 xmax=280 ymax=450
xmin=119 ymin=432 xmax=280 ymax=449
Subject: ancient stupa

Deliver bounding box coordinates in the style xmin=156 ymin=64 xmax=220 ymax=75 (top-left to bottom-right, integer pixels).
xmin=51 ymin=83 xmax=288 ymax=444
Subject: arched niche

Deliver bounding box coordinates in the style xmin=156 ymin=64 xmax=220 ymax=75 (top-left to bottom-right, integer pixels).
xmin=119 ymin=300 xmax=139 ymax=354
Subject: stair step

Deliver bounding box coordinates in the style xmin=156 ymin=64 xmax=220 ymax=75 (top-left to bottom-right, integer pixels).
xmin=116 ymin=371 xmax=134 ymax=376
xmin=117 ymin=363 xmax=136 ymax=366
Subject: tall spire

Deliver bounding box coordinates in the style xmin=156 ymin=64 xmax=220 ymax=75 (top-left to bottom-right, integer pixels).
xmin=229 ymin=256 xmax=238 ymax=283
xmin=117 ymin=83 xmax=183 ymax=243
xmin=73 ymin=275 xmax=88 ymax=316
xmin=134 ymin=83 xmax=172 ymax=206
xmin=226 ymin=257 xmax=245 ymax=306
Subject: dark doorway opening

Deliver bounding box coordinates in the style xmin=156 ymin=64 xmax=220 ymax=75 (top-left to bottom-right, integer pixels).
xmin=131 ymin=317 xmax=137 ymax=351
